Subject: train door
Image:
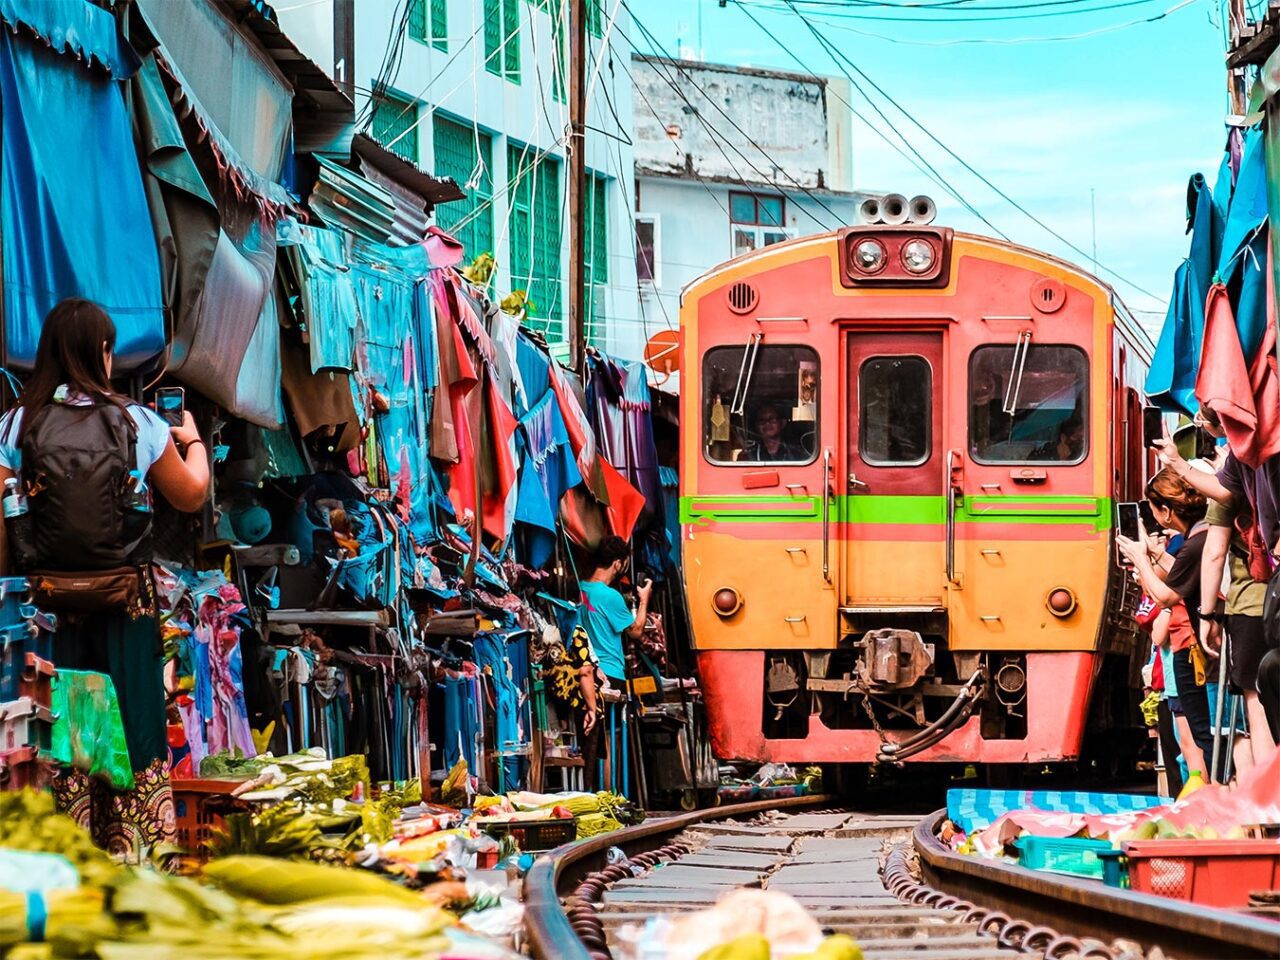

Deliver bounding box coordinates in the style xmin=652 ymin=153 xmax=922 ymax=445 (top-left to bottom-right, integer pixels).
xmin=842 ymin=331 xmax=946 ymax=607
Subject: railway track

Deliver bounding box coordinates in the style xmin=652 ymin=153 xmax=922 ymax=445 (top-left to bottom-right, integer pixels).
xmin=522 ymin=796 xmax=1280 ymax=960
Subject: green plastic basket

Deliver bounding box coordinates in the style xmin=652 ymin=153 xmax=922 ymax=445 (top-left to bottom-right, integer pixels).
xmin=1015 ymin=835 xmax=1115 ymax=879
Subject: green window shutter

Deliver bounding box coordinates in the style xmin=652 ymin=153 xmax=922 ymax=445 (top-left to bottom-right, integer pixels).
xmin=433 ymin=114 xmax=494 ymax=261
xmin=484 ymin=0 xmax=502 ymax=75
xmin=429 ymin=0 xmax=447 ymax=51
xmin=508 ymin=146 xmax=562 ymax=341
xmin=587 ymin=0 xmax=603 ymax=38
xmin=584 ymin=174 xmax=607 ymax=345
xmin=591 ymin=175 xmax=608 ymax=284
xmin=551 ymin=10 xmax=566 ymax=103
xmin=408 ymin=0 xmax=426 ymax=41
xmin=502 ymin=0 xmax=521 ymax=82
xmin=372 ymin=95 xmax=418 ymax=162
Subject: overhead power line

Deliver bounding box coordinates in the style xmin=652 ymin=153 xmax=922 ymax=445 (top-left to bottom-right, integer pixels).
xmin=773 ymin=0 xmax=1167 ymax=302
xmin=782 ymin=0 xmax=1200 ymax=46
xmin=612 ymin=0 xmax=850 ymax=229
xmin=736 ymin=2 xmax=1011 ymax=240
xmin=737 ymin=0 xmax=1171 ymax=22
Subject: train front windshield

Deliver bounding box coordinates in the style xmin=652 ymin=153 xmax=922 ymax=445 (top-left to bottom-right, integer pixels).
xmin=703 ymin=344 xmax=820 ymax=465
xmin=969 ymin=344 xmax=1089 ymax=465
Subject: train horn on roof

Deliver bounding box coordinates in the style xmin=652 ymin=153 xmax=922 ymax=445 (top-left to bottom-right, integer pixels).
xmin=909 ymin=195 xmax=937 ymax=225
xmin=881 ymin=194 xmax=909 ymax=225
xmin=857 ymin=196 xmax=882 ymax=225
xmin=857 ymin=193 xmax=938 ymax=226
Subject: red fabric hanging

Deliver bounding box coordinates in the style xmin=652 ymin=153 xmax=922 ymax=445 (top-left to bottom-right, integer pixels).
xmin=445 ymin=320 xmax=481 ymax=526
xmin=1196 ymin=271 xmax=1280 ymax=468
xmin=480 ymin=375 xmax=519 ymax=540
xmin=599 ymin=457 xmax=645 ymax=540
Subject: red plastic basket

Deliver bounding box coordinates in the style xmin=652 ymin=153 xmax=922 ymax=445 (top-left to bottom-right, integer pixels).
xmin=170 ymin=777 xmax=250 ymax=859
xmin=1123 ymin=839 xmax=1280 ymax=908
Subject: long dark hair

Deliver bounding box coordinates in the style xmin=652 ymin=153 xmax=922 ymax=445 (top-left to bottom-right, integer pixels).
xmin=16 ymin=299 xmax=130 ymax=443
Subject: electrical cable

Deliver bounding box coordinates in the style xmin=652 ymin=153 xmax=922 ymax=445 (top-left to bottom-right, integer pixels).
xmin=738 ymin=0 xmax=1171 ymax=22
xmin=781 ymin=0 xmax=1167 ymax=301
xmin=736 ymin=2 xmax=1011 ymax=238
xmin=612 ymin=0 xmax=847 ymax=229
xmin=777 ymin=0 xmax=1200 ymax=43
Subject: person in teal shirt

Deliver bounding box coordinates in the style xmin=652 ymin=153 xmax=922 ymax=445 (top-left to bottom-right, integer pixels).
xmin=575 ymin=536 xmax=651 ymax=789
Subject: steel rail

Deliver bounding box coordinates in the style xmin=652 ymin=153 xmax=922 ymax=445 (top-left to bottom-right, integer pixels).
xmin=522 ymin=793 xmax=832 ymax=960
xmin=912 ymin=810 xmax=1280 ymax=959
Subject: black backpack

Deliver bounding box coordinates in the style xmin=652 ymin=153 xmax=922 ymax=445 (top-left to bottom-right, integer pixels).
xmin=1263 ymin=563 xmax=1280 ymax=651
xmin=21 ymin=402 xmax=151 ymax=571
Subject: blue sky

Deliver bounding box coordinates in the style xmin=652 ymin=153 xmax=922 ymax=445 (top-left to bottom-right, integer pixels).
xmin=629 ymin=0 xmax=1232 ymax=329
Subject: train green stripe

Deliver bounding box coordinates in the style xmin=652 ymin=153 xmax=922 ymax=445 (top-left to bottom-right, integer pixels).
xmin=680 ymin=495 xmax=1112 ymax=532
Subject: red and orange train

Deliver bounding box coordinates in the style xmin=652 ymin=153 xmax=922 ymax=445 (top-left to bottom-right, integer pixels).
xmin=678 ymin=212 xmax=1154 ymax=769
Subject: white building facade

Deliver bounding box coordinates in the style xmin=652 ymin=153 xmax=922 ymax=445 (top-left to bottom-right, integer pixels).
xmin=278 ymin=0 xmax=644 ymax=360
xmin=631 ymin=55 xmax=864 ymax=331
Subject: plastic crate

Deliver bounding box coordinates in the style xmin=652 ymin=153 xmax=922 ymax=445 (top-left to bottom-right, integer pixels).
xmin=0 ymin=745 xmax=42 ymax=791
xmin=1015 ymin=835 xmax=1116 ymax=879
xmin=0 ymin=578 xmax=30 ymax=627
xmin=171 ymin=777 xmax=251 ymax=859
xmin=0 ymin=622 xmax=49 ymax=702
xmin=1123 ymin=839 xmax=1280 ymax=908
xmin=1097 ymin=849 xmax=1128 ymax=889
xmin=0 ymin=697 xmax=52 ymax=752
xmin=479 ymin=817 xmax=577 ymax=852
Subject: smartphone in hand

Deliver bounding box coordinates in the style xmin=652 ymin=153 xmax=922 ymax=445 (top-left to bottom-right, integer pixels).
xmin=1116 ymin=501 xmax=1140 ymax=566
xmin=155 ymin=387 xmax=185 ymax=427
xmin=1142 ymin=406 xmax=1164 ymax=449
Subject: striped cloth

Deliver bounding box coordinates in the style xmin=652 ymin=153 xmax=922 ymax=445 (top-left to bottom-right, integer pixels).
xmin=947 ymin=788 xmax=1170 ymax=834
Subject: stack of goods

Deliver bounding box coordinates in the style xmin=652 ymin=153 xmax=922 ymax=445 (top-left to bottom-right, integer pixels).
xmin=0 ymin=577 xmax=54 ymax=791
xmin=717 ymin=765 xmax=823 ymax=804
xmin=942 ymin=752 xmax=1280 ymax=907
xmin=0 ymin=790 xmax=521 ymax=959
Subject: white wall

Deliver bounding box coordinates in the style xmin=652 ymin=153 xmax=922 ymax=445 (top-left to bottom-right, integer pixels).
xmin=348 ymin=0 xmax=644 ymax=360
xmin=633 ymin=56 xmax=842 ymax=191
xmin=637 ymin=176 xmax=860 ymax=328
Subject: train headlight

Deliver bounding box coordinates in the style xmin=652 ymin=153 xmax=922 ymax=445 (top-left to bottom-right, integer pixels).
xmin=901 ymin=238 xmax=936 ymax=274
xmin=712 ymin=587 xmax=742 ymax=617
xmin=852 ymin=238 xmax=887 ymax=274
xmin=1047 ymin=587 xmax=1077 ymax=617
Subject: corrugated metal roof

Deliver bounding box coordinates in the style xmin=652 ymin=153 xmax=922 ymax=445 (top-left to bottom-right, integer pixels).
xmin=309 ymin=155 xmax=397 ymax=245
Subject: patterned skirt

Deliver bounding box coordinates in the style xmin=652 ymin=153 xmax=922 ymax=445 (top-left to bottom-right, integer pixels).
xmin=51 ymin=759 xmax=175 ymax=862
xmin=49 ymin=608 xmax=175 ymax=861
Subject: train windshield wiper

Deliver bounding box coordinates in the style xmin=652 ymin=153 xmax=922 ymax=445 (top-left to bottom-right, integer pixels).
xmin=730 ymin=332 xmax=763 ymax=416
xmin=1002 ymin=330 xmax=1033 ymax=415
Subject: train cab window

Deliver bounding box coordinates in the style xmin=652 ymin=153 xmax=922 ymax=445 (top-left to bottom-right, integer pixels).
xmin=860 ymin=356 xmax=931 ymax=465
xmin=702 ymin=344 xmax=818 ymax=464
xmin=969 ymin=344 xmax=1089 ymax=464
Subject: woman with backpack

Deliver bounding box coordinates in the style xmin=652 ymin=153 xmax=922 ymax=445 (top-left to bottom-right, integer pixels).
xmin=0 ymin=299 xmax=209 ymax=858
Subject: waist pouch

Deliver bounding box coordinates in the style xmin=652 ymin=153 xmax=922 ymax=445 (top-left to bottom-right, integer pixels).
xmin=29 ymin=568 xmax=143 ymax=616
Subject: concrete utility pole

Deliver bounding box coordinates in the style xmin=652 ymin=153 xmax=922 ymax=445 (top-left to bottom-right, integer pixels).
xmin=568 ymin=0 xmax=588 ymax=371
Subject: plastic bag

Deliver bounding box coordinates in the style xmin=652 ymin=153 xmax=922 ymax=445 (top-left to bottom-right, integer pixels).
xmin=50 ymin=670 xmax=133 ymax=789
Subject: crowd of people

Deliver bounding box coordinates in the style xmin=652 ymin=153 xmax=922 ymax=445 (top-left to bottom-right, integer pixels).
xmin=1116 ymin=415 xmax=1280 ymax=794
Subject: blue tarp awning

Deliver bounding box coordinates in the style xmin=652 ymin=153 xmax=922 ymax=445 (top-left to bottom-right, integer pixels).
xmin=0 ymin=4 xmax=164 ymax=369
xmin=0 ymin=0 xmax=140 ymax=78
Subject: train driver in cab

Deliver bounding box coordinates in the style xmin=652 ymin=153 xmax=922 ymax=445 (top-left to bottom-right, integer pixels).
xmin=1031 ymin=413 xmax=1085 ymax=461
xmin=745 ymin=403 xmax=806 ymax=462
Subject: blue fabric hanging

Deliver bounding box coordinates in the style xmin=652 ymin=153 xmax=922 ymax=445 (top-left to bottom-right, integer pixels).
xmin=0 ymin=21 xmax=163 ymax=369
xmin=1215 ymin=127 xmax=1270 ymax=363
xmin=1146 ymin=174 xmax=1221 ymax=415
xmin=515 ymin=390 xmax=582 ymax=568
xmin=441 ymin=674 xmax=478 ymax=771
